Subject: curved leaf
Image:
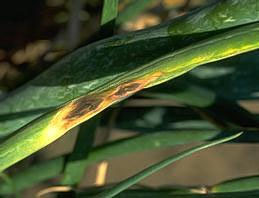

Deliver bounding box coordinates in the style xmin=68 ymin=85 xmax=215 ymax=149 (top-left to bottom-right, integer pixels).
xmin=0 ymin=129 xmax=219 ymax=194
xmin=212 ymin=175 xmax=259 ymax=193
xmin=0 ymin=22 xmax=259 ymax=172
xmin=93 ymin=133 xmax=242 ymax=198
xmin=0 ymin=0 xmax=259 ymax=136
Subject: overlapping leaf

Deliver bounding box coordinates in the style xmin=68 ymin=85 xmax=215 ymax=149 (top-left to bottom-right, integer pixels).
xmin=1 ymin=0 xmax=259 ymax=137
xmin=1 ymin=0 xmax=259 ymax=173
xmin=0 ymin=129 xmax=219 ymax=195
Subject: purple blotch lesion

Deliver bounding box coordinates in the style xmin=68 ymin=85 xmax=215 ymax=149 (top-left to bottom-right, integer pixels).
xmin=65 ymin=96 xmax=103 ymax=120
xmin=113 ymin=83 xmax=141 ymax=97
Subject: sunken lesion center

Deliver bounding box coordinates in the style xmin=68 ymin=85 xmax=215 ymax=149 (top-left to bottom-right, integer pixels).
xmin=64 ymin=82 xmax=142 ymax=121
xmin=113 ymin=83 xmax=141 ymax=97
xmin=65 ymin=96 xmax=103 ymax=120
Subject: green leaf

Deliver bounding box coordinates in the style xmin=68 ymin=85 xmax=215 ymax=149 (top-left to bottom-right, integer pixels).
xmin=78 ymin=189 xmax=259 ymax=198
xmin=0 ymin=129 xmax=219 ymax=195
xmin=88 ymin=130 xmax=219 ymax=163
xmin=0 ymin=157 xmax=64 ymax=195
xmin=116 ymin=0 xmax=156 ymax=25
xmin=1 ymin=1 xmax=259 ymax=173
xmin=141 ymin=76 xmax=259 ymax=129
xmin=102 ymin=106 xmax=209 ymax=131
xmin=212 ymin=175 xmax=259 ymax=193
xmin=190 ymin=50 xmax=259 ymax=100
xmin=142 ymin=79 xmax=217 ymax=108
xmin=77 ymin=187 xmax=195 ymax=197
xmin=92 ymin=132 xmax=242 ymax=198
xmin=101 ymin=0 xmax=119 ymax=37
xmin=103 ymin=105 xmax=259 ymax=143
xmin=61 ymin=117 xmax=99 ymax=186
xmin=168 ymin=0 xmax=259 ymax=35
xmin=1 ymin=0 xmax=259 ymax=137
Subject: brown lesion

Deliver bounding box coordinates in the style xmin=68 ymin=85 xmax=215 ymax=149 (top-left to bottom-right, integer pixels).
xmin=113 ymin=83 xmax=141 ymax=97
xmin=63 ymin=74 xmax=162 ymax=122
xmin=44 ymin=72 xmax=163 ymax=139
xmin=63 ymin=82 xmax=141 ymax=122
xmin=64 ymin=96 xmax=103 ymax=120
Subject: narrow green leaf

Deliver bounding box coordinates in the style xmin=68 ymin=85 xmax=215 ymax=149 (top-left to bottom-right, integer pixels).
xmin=142 ymin=79 xmax=216 ymax=108
xmin=88 ymin=130 xmax=219 ymax=163
xmin=77 ymin=187 xmax=195 ymax=198
xmin=93 ymin=133 xmax=242 ymax=198
xmin=1 ymin=0 xmax=259 ymax=137
xmin=211 ymin=175 xmax=259 ymax=193
xmin=116 ymin=0 xmax=156 ymax=25
xmin=61 ymin=117 xmax=99 ymax=186
xmin=190 ymin=50 xmax=259 ymax=100
xmin=141 ymin=77 xmax=259 ymax=129
xmin=103 ymin=106 xmax=259 ymax=143
xmin=0 ymin=129 xmax=219 ymax=195
xmin=0 ymin=173 xmax=17 ymax=196
xmin=1 ymin=21 xmax=259 ymax=172
xmin=168 ymin=0 xmax=259 ymax=35
xmin=102 ymin=106 xmax=209 ymax=131
xmin=101 ymin=0 xmax=119 ymax=37
xmin=0 ymin=157 xmax=64 ymax=195
xmin=78 ymin=189 xmax=259 ymax=198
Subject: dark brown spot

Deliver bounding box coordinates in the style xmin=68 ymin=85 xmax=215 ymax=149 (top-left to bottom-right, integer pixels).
xmin=114 ymin=83 xmax=141 ymax=97
xmin=65 ymin=96 xmax=103 ymax=120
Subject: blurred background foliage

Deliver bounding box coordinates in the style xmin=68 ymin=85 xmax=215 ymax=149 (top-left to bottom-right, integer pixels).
xmin=0 ymin=0 xmax=213 ymax=91
xmin=1 ymin=0 xmax=259 ymax=197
